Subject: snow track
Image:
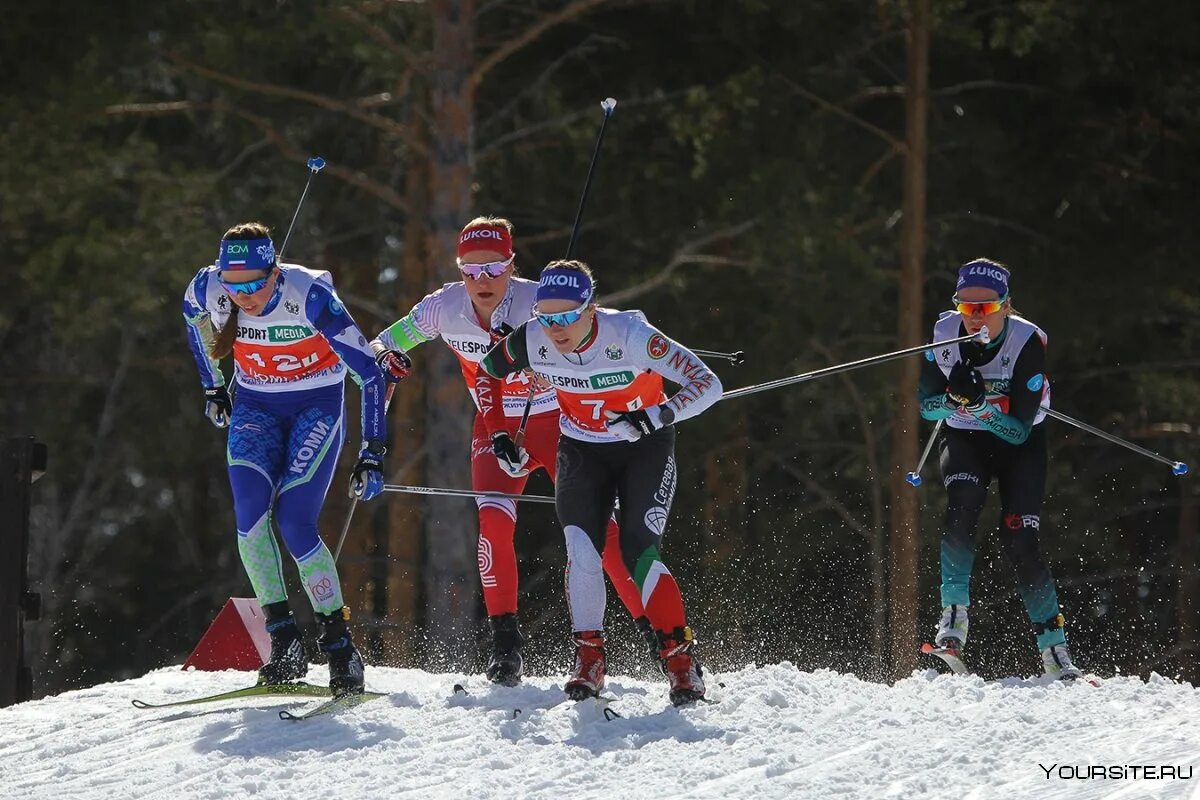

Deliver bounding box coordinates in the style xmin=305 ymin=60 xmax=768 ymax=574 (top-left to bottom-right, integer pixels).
xmin=2 ymin=663 xmax=1198 ymax=799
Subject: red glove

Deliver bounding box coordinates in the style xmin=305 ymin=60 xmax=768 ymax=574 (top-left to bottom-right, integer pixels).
xmin=375 ymin=349 xmax=413 ymax=383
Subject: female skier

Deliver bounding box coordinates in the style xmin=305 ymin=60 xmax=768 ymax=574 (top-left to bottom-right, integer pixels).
xmin=182 ymin=221 xmax=389 ymax=695
xmin=476 ymin=260 xmax=723 ymax=705
xmin=919 ymin=258 xmax=1082 ymax=680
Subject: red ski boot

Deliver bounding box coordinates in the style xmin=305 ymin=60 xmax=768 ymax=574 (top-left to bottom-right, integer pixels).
xmin=564 ymin=630 xmax=606 ymax=700
xmin=659 ymin=627 xmax=705 ymax=706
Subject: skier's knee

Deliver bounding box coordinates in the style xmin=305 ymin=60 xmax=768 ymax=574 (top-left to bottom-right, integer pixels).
xmin=564 ymin=525 xmax=602 ymax=576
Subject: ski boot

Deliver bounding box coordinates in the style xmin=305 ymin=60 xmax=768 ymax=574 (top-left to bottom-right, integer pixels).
xmin=316 ymin=606 xmax=365 ymax=697
xmin=1041 ymin=643 xmax=1084 ymax=682
xmin=659 ymin=626 xmax=705 ymax=706
xmin=564 ymin=630 xmax=606 ymax=700
xmin=485 ymin=614 xmax=525 ymax=687
xmin=257 ymin=603 xmax=308 ymax=686
xmin=634 ymin=616 xmax=661 ymax=662
xmin=935 ymin=604 xmax=969 ymax=651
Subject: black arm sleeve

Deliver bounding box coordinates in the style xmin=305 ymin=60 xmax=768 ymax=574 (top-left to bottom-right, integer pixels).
xmin=918 ymin=354 xmax=949 ymax=401
xmin=478 ymin=321 xmax=532 ymax=379
xmin=1007 ymin=334 xmax=1047 ymax=428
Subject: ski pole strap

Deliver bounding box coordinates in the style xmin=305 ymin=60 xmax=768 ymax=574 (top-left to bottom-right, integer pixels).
xmin=1031 ymin=613 xmax=1065 ymax=635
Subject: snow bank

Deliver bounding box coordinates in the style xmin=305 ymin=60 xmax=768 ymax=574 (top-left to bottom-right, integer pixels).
xmin=2 ymin=663 xmax=1197 ymax=799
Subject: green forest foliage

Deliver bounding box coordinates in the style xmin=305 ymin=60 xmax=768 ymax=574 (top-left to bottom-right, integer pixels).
xmin=2 ymin=0 xmax=1197 ymax=694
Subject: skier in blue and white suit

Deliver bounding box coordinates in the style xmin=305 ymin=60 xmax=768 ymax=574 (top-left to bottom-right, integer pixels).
xmin=182 ymin=221 xmax=394 ymax=696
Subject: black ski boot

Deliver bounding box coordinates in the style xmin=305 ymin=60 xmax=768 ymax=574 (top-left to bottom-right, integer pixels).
xmin=485 ymin=613 xmax=525 ymax=687
xmin=257 ymin=603 xmax=308 ymax=686
xmin=316 ymin=607 xmax=365 ymax=697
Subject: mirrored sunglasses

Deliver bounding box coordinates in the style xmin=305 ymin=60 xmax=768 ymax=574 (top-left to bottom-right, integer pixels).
xmin=458 ymin=255 xmax=514 ymax=280
xmin=220 ymin=270 xmax=273 ymax=295
xmin=953 ymin=293 xmax=1008 ymax=316
xmin=535 ymin=302 xmax=589 ymax=328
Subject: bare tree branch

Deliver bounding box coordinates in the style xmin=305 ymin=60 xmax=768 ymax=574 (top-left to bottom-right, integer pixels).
xmin=168 ymin=54 xmax=426 ymax=156
xmin=470 ymin=0 xmax=613 ymax=89
xmin=340 ymin=289 xmax=406 ymax=326
xmin=600 ymin=219 xmax=760 ymax=305
xmin=220 ymin=103 xmax=411 ymax=213
xmin=104 ymin=100 xmax=411 ymax=212
xmin=771 ymin=454 xmax=871 ymax=543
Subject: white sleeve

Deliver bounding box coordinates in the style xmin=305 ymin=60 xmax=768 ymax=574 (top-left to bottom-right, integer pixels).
xmin=628 ymin=318 xmax=723 ymax=425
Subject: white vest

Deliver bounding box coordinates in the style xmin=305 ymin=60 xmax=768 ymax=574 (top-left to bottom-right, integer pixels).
xmin=522 ymin=309 xmax=669 ymax=443
xmin=403 ymin=278 xmax=558 ymax=417
xmin=194 ymin=263 xmax=346 ymax=393
xmin=932 ymin=312 xmax=1050 ymax=430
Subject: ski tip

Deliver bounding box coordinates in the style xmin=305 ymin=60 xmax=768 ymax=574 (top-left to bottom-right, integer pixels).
xmin=731 ymin=350 xmax=746 ymax=365
xmin=278 ymin=709 xmax=299 ymax=721
xmin=452 ymin=683 xmax=468 ymax=696
xmin=131 ymin=699 xmax=150 ymax=709
xmin=919 ymin=642 xmax=935 ymax=654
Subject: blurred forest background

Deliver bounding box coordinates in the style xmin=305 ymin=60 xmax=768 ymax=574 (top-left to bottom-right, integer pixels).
xmin=2 ymin=0 xmax=1198 ymax=698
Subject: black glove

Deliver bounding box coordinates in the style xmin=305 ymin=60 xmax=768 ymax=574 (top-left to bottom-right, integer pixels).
xmin=603 ymin=406 xmax=671 ymax=442
xmin=375 ymin=349 xmax=413 ymax=383
xmin=947 ymin=361 xmax=986 ymax=409
xmin=349 ymin=441 xmax=386 ymax=501
xmin=204 ymin=386 xmax=232 ymax=429
xmin=491 ymin=432 xmax=530 ymax=477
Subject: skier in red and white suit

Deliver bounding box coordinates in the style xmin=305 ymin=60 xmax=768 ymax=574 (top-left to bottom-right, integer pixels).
xmin=371 ymin=218 xmax=649 ymax=685
xmin=477 ymin=259 xmax=723 ymax=706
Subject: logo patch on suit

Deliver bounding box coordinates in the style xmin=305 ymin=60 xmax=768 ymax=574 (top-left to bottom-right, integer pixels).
xmin=644 ymin=506 xmax=668 ymax=536
xmin=286 ymin=299 xmax=300 ymax=315
xmin=605 ymin=344 xmax=623 ymax=360
xmin=647 ymin=334 xmax=670 ymax=360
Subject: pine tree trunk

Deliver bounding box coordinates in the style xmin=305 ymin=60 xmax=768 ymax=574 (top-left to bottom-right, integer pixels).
xmin=383 ymin=129 xmax=432 ymax=666
xmin=422 ymin=0 xmax=479 ymax=671
xmin=887 ymin=0 xmax=930 ymax=680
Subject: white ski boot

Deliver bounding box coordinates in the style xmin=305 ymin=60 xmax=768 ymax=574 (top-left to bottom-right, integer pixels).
xmin=935 ymin=604 xmax=969 ymax=651
xmin=1041 ymin=643 xmax=1084 ymax=681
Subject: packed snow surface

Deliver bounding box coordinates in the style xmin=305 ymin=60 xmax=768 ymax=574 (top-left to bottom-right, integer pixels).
xmin=2 ymin=662 xmax=1198 ymax=799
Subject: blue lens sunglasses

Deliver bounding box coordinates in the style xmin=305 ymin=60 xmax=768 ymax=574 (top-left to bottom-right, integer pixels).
xmin=535 ymin=300 xmax=590 ymax=328
xmin=220 ymin=268 xmax=274 ymax=295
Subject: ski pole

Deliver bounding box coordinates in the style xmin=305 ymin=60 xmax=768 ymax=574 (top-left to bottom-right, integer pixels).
xmin=722 ymin=328 xmax=989 ymax=402
xmin=906 ymin=419 xmax=944 ymax=487
xmin=279 ymin=157 xmax=325 ymax=259
xmin=693 ymin=349 xmax=746 ymax=365
xmin=380 ymin=483 xmax=556 ymax=505
xmin=335 ymin=382 xmax=396 ymax=561
xmin=513 ymin=97 xmax=617 ymax=445
xmin=1043 ymin=407 xmax=1189 ymax=476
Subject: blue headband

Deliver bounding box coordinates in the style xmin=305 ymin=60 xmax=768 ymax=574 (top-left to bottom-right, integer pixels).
xmin=536 ymin=267 xmax=593 ymax=305
xmin=219 ymin=237 xmax=276 ymax=271
xmin=956 ymin=259 xmax=1009 ymax=296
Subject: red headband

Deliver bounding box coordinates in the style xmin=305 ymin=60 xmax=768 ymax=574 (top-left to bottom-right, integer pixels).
xmin=458 ymin=225 xmax=513 ymax=260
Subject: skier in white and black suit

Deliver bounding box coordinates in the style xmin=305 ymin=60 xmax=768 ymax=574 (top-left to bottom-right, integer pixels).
xmin=477 ymin=260 xmax=723 ymax=705
xmin=919 ymin=258 xmax=1083 ymax=680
